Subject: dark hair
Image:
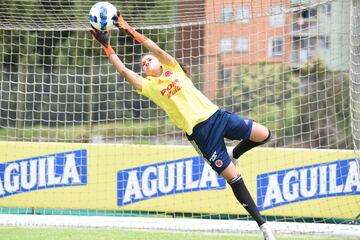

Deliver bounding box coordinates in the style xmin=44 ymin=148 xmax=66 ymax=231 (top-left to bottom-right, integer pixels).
xmin=178 ymin=62 xmax=191 ymax=78
xmin=140 ymin=53 xmax=191 ymax=78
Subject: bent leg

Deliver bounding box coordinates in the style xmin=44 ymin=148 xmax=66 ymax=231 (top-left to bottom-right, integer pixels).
xmin=232 ymin=122 xmax=271 ymax=159
xmin=250 ymin=122 xmax=271 ymax=142
xmin=222 ymin=112 xmax=271 ymax=160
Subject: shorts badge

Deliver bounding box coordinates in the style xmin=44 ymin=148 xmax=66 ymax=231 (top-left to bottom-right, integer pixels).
xmin=215 ymin=160 xmax=223 ymax=168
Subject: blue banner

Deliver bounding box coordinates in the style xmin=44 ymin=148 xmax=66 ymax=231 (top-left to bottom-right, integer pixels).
xmin=257 ymin=159 xmax=360 ymax=211
xmin=0 ymin=150 xmax=87 ymax=198
xmin=117 ymin=156 xmax=226 ymax=206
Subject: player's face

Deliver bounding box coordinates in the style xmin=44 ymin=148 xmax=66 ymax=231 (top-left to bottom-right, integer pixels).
xmin=141 ymin=54 xmax=162 ymax=77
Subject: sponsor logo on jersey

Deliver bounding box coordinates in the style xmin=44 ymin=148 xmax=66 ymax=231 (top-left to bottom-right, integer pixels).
xmin=117 ymin=156 xmax=226 ymax=206
xmin=257 ymin=159 xmax=360 ymax=211
xmin=160 ymin=79 xmax=182 ymax=98
xmin=0 ymin=150 xmax=87 ymax=198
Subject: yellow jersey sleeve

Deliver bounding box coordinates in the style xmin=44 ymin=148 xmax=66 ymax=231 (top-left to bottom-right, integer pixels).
xmin=136 ymin=77 xmax=151 ymax=98
xmin=137 ymin=61 xmax=218 ymax=135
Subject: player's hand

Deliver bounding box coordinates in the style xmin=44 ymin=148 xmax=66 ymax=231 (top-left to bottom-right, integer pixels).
xmin=90 ymin=26 xmax=115 ymax=58
xmin=112 ymin=11 xmax=147 ymax=43
xmin=113 ymin=11 xmax=131 ymax=30
xmin=90 ymin=26 xmax=111 ymax=47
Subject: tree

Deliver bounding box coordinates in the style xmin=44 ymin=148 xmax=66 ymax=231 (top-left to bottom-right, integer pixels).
xmin=217 ymin=63 xmax=301 ymax=147
xmin=299 ymin=58 xmax=351 ymax=149
xmin=0 ymin=0 xmax=177 ymax=142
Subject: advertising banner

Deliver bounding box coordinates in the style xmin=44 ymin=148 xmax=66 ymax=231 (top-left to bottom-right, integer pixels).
xmin=0 ymin=141 xmax=358 ymax=219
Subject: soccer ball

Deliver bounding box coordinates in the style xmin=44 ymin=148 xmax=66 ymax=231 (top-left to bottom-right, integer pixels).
xmin=89 ymin=2 xmax=118 ymax=31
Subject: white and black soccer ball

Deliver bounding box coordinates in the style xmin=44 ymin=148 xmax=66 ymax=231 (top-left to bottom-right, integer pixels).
xmin=89 ymin=2 xmax=118 ymax=31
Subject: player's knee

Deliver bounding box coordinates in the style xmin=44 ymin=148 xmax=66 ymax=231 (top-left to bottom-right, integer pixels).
xmin=261 ymin=129 xmax=271 ymax=144
xmin=253 ymin=128 xmax=271 ymax=145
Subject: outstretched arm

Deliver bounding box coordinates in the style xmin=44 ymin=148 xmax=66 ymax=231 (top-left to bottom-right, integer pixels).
xmin=108 ymin=54 xmax=144 ymax=90
xmin=90 ymin=27 xmax=145 ymax=91
xmin=115 ymin=14 xmax=177 ymax=66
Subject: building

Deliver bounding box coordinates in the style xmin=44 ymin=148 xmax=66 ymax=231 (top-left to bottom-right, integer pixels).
xmin=202 ymin=0 xmax=292 ymax=99
xmin=175 ymin=0 xmax=205 ymax=71
xmin=175 ymin=0 xmax=350 ymax=100
xmin=289 ymin=0 xmax=350 ymax=71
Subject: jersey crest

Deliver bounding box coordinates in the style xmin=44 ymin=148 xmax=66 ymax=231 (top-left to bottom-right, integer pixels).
xmin=164 ymin=70 xmax=173 ymax=77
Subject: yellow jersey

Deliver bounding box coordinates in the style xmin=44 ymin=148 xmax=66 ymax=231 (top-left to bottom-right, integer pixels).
xmin=137 ymin=61 xmax=218 ymax=135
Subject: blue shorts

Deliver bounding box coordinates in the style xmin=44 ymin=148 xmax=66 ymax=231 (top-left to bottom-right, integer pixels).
xmin=186 ymin=108 xmax=253 ymax=174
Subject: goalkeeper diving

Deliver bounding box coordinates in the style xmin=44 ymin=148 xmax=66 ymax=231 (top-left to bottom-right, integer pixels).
xmin=90 ymin=11 xmax=276 ymax=240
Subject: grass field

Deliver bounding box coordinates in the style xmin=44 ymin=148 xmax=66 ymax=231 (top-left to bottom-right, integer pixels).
xmin=0 ymin=227 xmax=358 ymax=240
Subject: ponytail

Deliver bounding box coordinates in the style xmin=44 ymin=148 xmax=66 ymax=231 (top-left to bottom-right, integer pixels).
xmin=178 ymin=61 xmax=191 ymax=78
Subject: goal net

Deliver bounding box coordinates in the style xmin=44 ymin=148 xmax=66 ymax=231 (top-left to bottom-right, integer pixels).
xmin=0 ymin=0 xmax=359 ymax=237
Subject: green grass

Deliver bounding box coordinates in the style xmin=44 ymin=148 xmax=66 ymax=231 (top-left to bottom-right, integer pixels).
xmin=0 ymin=227 xmax=358 ymax=240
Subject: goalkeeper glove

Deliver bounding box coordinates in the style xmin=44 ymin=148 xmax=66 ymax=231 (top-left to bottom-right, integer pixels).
xmin=90 ymin=26 xmax=115 ymax=58
xmin=114 ymin=11 xmax=147 ymax=44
